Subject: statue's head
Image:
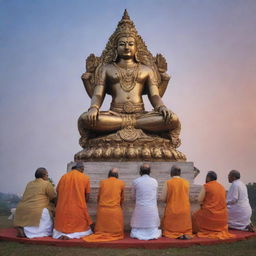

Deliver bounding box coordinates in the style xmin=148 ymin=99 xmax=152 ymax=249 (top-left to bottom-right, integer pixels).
xmin=101 ymin=10 xmax=153 ymax=65
xmin=116 ymin=36 xmax=136 ymax=60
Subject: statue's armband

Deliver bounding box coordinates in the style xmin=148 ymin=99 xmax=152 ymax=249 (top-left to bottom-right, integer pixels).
xmin=149 ymin=85 xmax=160 ymax=97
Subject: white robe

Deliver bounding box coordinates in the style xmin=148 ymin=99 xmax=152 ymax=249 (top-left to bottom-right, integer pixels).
xmin=227 ymin=179 xmax=252 ymax=230
xmin=52 ymin=228 xmax=92 ymax=239
xmin=130 ymin=174 xmax=161 ymax=240
xmin=23 ymin=208 xmax=53 ymax=238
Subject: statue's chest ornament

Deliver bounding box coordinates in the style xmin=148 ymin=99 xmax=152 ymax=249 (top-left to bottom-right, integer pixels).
xmin=114 ymin=63 xmax=140 ymax=92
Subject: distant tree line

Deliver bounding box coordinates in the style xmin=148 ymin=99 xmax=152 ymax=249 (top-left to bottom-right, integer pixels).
xmin=247 ymin=183 xmax=256 ymax=224
xmin=247 ymin=183 xmax=256 ymax=209
xmin=0 ymin=192 xmax=20 ymax=215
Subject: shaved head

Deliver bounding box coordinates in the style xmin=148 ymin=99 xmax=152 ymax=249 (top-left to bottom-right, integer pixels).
xmin=108 ymin=168 xmax=119 ymax=178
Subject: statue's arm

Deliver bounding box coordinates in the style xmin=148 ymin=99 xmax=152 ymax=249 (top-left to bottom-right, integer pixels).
xmin=86 ymin=67 xmax=107 ymax=126
xmin=147 ymin=69 xmax=173 ymax=123
xmin=89 ymin=84 xmax=105 ymax=110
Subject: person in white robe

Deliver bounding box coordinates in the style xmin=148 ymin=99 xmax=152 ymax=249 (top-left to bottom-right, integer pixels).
xmin=227 ymin=170 xmax=255 ymax=232
xmin=130 ymin=164 xmax=161 ymax=240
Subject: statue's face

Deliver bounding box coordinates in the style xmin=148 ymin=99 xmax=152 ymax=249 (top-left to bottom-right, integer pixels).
xmin=117 ymin=37 xmax=136 ymax=59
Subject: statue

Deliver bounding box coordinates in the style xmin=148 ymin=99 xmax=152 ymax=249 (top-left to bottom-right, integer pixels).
xmin=75 ymin=10 xmax=186 ymax=161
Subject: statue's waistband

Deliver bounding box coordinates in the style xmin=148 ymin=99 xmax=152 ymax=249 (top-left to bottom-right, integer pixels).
xmin=110 ymin=102 xmax=144 ymax=114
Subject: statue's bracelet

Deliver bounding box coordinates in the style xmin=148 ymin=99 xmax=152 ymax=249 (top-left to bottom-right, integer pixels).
xmin=155 ymin=105 xmax=166 ymax=112
xmin=88 ymin=105 xmax=99 ymax=112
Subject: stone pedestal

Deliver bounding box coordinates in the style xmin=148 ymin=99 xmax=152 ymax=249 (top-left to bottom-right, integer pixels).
xmin=67 ymin=161 xmax=201 ymax=231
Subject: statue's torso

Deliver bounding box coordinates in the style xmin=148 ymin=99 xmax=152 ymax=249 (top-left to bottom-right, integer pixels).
xmin=104 ymin=63 xmax=151 ymax=105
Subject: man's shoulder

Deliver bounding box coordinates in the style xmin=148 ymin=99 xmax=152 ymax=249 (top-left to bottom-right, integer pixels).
xmin=134 ymin=175 xmax=157 ymax=184
xmin=118 ymin=179 xmax=125 ymax=186
xmin=233 ymin=180 xmax=245 ymax=188
xmin=61 ymin=170 xmax=88 ymax=179
xmin=133 ymin=176 xmax=142 ymax=184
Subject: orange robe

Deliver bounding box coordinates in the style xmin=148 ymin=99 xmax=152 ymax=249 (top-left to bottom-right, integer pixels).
xmin=83 ymin=177 xmax=125 ymax=242
xmin=192 ymin=180 xmax=235 ymax=239
xmin=54 ymin=170 xmax=92 ymax=234
xmin=162 ymin=177 xmax=193 ymax=238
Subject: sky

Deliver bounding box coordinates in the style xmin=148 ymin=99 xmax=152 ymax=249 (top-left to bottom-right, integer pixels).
xmin=0 ymin=0 xmax=256 ymax=194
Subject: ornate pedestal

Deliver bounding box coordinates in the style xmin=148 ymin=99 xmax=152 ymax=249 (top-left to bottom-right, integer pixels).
xmin=67 ymin=161 xmax=201 ymax=231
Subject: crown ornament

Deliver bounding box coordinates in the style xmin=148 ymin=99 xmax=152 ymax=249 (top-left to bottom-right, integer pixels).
xmin=101 ymin=9 xmax=154 ymax=65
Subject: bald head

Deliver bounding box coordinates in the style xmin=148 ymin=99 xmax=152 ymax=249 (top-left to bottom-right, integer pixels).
xmin=140 ymin=164 xmax=150 ymax=176
xmin=108 ymin=168 xmax=119 ymax=178
xmin=228 ymin=170 xmax=240 ymax=183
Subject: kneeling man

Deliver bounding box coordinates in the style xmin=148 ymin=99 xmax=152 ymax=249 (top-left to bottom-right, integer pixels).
xmin=14 ymin=167 xmax=56 ymax=238
xmin=192 ymin=171 xmax=234 ymax=239
xmin=227 ymin=170 xmax=255 ymax=232
xmin=53 ymin=163 xmax=93 ymax=239
xmin=84 ymin=168 xmax=125 ymax=242
xmin=130 ymin=164 xmax=161 ymax=240
xmin=161 ymin=166 xmax=193 ymax=239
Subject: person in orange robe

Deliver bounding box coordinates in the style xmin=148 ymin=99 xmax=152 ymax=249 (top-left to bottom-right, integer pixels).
xmin=83 ymin=168 xmax=125 ymax=242
xmin=192 ymin=171 xmax=235 ymax=239
xmin=161 ymin=165 xmax=193 ymax=239
xmin=53 ymin=163 xmax=93 ymax=239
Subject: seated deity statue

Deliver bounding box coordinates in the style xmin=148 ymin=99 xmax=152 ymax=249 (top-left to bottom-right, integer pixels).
xmin=76 ymin=10 xmax=186 ymax=161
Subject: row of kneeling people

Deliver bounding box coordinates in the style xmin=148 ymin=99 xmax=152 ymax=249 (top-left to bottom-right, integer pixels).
xmin=13 ymin=163 xmax=255 ymax=241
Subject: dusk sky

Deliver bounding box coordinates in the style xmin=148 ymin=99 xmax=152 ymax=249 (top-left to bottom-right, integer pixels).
xmin=1 ymin=0 xmax=256 ymax=194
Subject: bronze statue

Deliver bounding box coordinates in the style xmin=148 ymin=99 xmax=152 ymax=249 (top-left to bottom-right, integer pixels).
xmin=75 ymin=10 xmax=186 ymax=161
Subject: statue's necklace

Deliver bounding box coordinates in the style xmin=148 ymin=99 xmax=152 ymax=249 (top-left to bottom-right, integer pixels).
xmin=114 ymin=63 xmax=139 ymax=92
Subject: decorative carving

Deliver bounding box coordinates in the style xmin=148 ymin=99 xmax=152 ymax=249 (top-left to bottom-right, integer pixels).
xmin=114 ymin=63 xmax=139 ymax=92
xmin=118 ymin=127 xmax=140 ymax=142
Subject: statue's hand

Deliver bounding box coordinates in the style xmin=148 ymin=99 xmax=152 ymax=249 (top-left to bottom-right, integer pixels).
xmin=157 ymin=105 xmax=173 ymax=124
xmin=86 ymin=107 xmax=99 ymax=127
xmin=81 ymin=72 xmax=91 ymax=80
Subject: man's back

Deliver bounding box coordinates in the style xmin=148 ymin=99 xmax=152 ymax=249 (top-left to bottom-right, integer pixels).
xmin=14 ymin=178 xmax=55 ymax=227
xmin=98 ymin=177 xmax=124 ymax=207
xmin=203 ymin=180 xmax=226 ymax=212
xmin=227 ymin=180 xmax=250 ymax=206
xmin=55 ymin=170 xmax=91 ymax=233
xmin=132 ymin=175 xmax=158 ymax=206
xmin=166 ymin=177 xmax=190 ymax=213
xmin=56 ymin=170 xmax=89 ymax=207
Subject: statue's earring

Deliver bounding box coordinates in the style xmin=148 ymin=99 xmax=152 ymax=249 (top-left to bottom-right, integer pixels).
xmin=113 ymin=49 xmax=118 ymax=61
xmin=135 ymin=51 xmax=139 ymax=62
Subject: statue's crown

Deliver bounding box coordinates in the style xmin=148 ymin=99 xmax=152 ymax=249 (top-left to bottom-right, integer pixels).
xmin=113 ymin=9 xmax=138 ymax=40
xmin=101 ymin=9 xmax=152 ymax=65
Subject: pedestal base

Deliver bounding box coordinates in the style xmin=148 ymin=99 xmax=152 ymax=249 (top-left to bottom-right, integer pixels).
xmin=67 ymin=161 xmax=201 ymax=230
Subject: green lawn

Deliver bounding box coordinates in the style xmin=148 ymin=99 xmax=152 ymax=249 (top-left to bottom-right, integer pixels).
xmin=1 ymin=216 xmax=256 ymax=256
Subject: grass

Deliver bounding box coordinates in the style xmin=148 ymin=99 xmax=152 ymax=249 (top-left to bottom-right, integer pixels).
xmin=1 ymin=216 xmax=256 ymax=256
